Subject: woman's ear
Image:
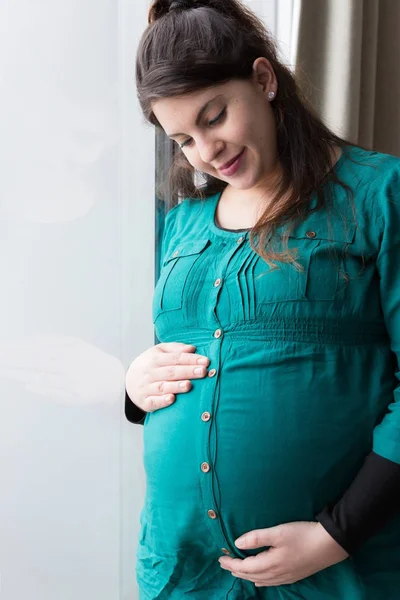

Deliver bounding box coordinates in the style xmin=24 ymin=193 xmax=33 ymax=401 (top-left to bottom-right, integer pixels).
xmin=252 ymin=57 xmax=278 ymax=99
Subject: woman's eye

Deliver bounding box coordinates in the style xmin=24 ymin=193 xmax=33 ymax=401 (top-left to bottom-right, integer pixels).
xmin=178 ymin=108 xmax=226 ymax=150
xmin=179 ymin=138 xmax=193 ymax=149
xmin=208 ymin=107 xmax=226 ymax=126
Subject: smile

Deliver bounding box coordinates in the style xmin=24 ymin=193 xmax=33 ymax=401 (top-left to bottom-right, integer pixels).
xmin=218 ymin=149 xmax=246 ymax=176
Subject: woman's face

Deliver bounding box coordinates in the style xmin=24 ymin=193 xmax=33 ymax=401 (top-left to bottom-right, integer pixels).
xmin=151 ymin=58 xmax=279 ymax=193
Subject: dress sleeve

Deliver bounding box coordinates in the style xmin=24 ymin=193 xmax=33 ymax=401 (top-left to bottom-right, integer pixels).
xmin=317 ymin=164 xmax=400 ymax=553
xmin=371 ymin=167 xmax=400 ymax=462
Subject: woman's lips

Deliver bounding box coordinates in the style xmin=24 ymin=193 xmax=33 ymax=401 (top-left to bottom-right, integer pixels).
xmin=219 ymin=149 xmax=246 ymax=176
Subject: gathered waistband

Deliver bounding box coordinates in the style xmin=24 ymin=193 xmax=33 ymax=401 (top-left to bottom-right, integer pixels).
xmin=161 ymin=318 xmax=388 ymax=346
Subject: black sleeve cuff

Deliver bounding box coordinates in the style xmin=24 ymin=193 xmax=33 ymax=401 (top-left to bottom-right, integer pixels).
xmin=316 ymin=451 xmax=400 ymax=554
xmin=124 ymin=390 xmax=146 ymax=425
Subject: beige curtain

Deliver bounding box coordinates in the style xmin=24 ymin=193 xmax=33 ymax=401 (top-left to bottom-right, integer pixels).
xmin=295 ymin=0 xmax=400 ymax=156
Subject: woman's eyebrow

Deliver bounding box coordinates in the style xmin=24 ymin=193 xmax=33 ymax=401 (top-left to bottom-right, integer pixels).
xmin=168 ymin=94 xmax=224 ymax=138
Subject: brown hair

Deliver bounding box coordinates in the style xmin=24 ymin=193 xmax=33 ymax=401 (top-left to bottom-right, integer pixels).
xmin=136 ymin=0 xmax=358 ymax=267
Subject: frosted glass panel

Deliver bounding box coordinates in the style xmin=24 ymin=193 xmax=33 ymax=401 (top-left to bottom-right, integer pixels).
xmin=0 ymin=1 xmax=153 ymax=599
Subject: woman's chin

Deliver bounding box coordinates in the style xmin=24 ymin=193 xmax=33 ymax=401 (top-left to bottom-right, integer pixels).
xmin=227 ymin=175 xmax=258 ymax=191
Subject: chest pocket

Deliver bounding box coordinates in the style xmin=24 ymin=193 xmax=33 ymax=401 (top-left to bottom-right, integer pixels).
xmin=153 ymin=238 xmax=210 ymax=321
xmin=255 ymin=214 xmax=357 ymax=305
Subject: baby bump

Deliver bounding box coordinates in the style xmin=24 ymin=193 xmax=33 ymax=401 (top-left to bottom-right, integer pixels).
xmin=142 ymin=338 xmax=385 ymax=548
xmin=209 ymin=340 xmax=380 ymax=534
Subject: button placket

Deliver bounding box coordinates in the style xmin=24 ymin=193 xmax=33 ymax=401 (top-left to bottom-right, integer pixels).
xmin=198 ymin=342 xmax=228 ymax=552
xmin=198 ymin=344 xmax=222 ymax=548
xmin=199 ymin=234 xmax=248 ymax=554
xmin=206 ymin=234 xmax=246 ymax=327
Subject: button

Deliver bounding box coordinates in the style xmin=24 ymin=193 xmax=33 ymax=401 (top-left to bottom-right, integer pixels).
xmin=208 ymin=369 xmax=217 ymax=377
xmin=172 ymin=250 xmax=180 ymax=257
xmin=201 ymin=412 xmax=211 ymax=422
xmin=214 ymin=329 xmax=222 ymax=339
xmin=201 ymin=462 xmax=210 ymax=473
xmin=214 ymin=278 xmax=222 ymax=287
xmin=221 ymin=548 xmax=231 ymax=555
xmin=207 ymin=509 xmax=218 ymax=519
xmin=306 ymin=231 xmax=317 ymax=239
xmin=237 ymin=236 xmax=244 ymax=244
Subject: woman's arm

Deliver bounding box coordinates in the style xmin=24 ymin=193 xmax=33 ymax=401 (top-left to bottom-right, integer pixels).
xmin=125 ymin=390 xmax=146 ymax=424
xmin=317 ymin=162 xmax=400 ymax=554
xmin=316 ymin=451 xmax=400 ymax=553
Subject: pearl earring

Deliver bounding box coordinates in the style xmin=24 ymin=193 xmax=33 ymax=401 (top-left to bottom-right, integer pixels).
xmin=268 ymin=91 xmax=275 ymax=100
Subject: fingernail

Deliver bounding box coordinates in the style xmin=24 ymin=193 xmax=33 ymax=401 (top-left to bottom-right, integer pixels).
xmin=197 ymin=357 xmax=209 ymax=365
xmin=194 ymin=367 xmax=204 ymax=375
xmin=165 ymin=395 xmax=173 ymax=403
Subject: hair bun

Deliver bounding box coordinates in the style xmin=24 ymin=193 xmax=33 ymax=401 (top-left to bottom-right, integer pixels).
xmin=170 ymin=0 xmax=193 ymax=9
xmin=148 ymin=0 xmax=203 ymax=24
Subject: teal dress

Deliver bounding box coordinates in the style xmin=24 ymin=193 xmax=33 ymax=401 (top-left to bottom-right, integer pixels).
xmin=137 ymin=145 xmax=400 ymax=599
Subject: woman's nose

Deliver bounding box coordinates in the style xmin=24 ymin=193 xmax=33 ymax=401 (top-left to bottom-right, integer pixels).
xmin=197 ymin=138 xmax=224 ymax=166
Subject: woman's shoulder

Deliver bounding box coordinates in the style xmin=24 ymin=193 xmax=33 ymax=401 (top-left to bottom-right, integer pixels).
xmin=164 ymin=193 xmax=217 ymax=228
xmin=160 ymin=193 xmax=217 ymax=250
xmin=341 ymin=144 xmax=400 ymax=191
xmin=340 ymin=145 xmax=400 ymax=236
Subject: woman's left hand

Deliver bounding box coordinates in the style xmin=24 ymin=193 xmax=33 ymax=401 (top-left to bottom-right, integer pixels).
xmin=218 ymin=521 xmax=349 ymax=587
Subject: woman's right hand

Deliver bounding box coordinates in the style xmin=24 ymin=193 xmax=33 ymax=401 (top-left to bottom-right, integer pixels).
xmin=125 ymin=342 xmax=210 ymax=413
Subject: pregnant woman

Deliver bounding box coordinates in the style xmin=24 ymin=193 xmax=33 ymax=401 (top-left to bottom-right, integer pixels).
xmin=125 ymin=1 xmax=400 ymax=598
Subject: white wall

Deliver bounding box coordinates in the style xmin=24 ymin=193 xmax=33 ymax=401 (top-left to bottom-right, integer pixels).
xmin=0 ymin=1 xmax=294 ymax=598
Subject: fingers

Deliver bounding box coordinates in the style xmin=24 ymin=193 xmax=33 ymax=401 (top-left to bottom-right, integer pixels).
xmin=231 ymin=572 xmax=295 ymax=587
xmin=225 ymin=563 xmax=282 ymax=587
xmin=144 ymin=363 xmax=207 ymax=411
xmin=141 ymin=343 xmax=210 ymax=412
xmin=231 ymin=572 xmax=267 ymax=585
xmin=220 ymin=550 xmax=278 ymax=577
xmin=219 ymin=551 xmax=290 ymax=587
xmin=235 ymin=526 xmax=282 ymax=551
xmin=153 ymin=364 xmax=209 ymax=386
xmin=220 ymin=555 xmax=269 ymax=577
xmin=144 ymin=395 xmax=175 ymax=412
xmin=157 ymin=342 xmax=196 ymax=353
xmin=150 ymin=348 xmax=210 ymax=385
xmin=147 ymin=378 xmax=192 ymax=397
xmin=155 ymin=350 xmax=210 ymax=368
